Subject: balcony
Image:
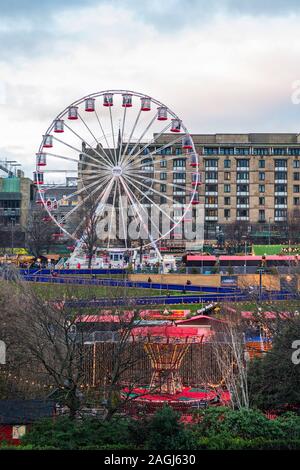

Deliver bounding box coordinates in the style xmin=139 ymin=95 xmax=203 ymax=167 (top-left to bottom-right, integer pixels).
xmin=275 ymin=179 xmax=287 ymax=184
xmin=205 ymin=204 xmax=218 ymax=209
xmin=237 ymin=204 xmax=249 ymax=209
xmin=275 ymin=204 xmax=287 ymax=209
xmin=205 ymin=178 xmax=218 ymax=184
xmin=236 ymin=178 xmax=249 ymax=184
xmin=236 ymin=166 xmax=249 ymax=172
xmin=275 ymin=216 xmax=287 ymax=222
xmin=205 ymin=166 xmax=219 ymax=171
xmin=205 ymin=216 xmax=218 ymax=221
xmin=236 ymin=191 xmax=249 ymax=196
xmin=205 ymin=191 xmax=218 ymax=196
xmin=237 ymin=216 xmax=249 ymax=221
xmin=274 ymin=192 xmax=287 ymax=196
xmin=173 ymin=179 xmax=186 ymax=184
xmin=274 ymin=166 xmax=288 ymax=172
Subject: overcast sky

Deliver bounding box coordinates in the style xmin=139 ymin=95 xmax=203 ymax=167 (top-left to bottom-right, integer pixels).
xmin=1 ymin=0 xmax=300 ymax=177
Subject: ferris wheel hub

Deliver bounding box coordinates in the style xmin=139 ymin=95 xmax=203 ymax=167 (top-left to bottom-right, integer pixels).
xmin=112 ymin=165 xmax=123 ymax=177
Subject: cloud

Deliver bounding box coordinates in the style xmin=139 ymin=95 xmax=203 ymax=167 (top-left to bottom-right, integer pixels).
xmin=1 ymin=2 xmax=300 ymax=177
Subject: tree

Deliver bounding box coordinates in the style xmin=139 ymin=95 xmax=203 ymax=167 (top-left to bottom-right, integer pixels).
xmin=0 ymin=276 xmax=152 ymax=419
xmin=248 ymin=315 xmax=300 ymax=411
xmin=73 ymin=192 xmax=102 ymax=269
xmin=26 ymin=207 xmax=55 ymax=257
xmin=209 ymin=310 xmax=250 ymax=410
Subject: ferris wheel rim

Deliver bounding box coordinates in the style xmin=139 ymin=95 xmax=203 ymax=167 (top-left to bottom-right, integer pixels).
xmin=36 ymin=89 xmax=201 ymax=253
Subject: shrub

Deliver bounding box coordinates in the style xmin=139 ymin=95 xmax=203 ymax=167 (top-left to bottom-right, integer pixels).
xmin=145 ymin=406 xmax=197 ymax=450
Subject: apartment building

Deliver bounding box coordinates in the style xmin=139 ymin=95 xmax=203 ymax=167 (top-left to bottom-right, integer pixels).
xmin=155 ymin=133 xmax=300 ymax=240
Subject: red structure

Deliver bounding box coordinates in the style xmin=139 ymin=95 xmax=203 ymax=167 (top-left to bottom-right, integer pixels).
xmin=130 ymin=325 xmax=211 ymax=395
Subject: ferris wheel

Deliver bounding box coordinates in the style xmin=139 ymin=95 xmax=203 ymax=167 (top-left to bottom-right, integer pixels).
xmin=34 ymin=90 xmax=201 ymax=253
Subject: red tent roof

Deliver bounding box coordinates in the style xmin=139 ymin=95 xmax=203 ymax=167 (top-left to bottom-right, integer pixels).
xmin=185 ymin=255 xmax=297 ymax=262
xmin=131 ymin=325 xmax=211 ymax=340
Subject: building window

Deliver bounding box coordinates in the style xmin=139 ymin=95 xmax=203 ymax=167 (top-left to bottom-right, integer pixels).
xmin=294 ymin=172 xmax=300 ymax=181
xmin=236 ymin=172 xmax=249 ymax=180
xmin=237 ymin=184 xmax=249 ymax=193
xmin=275 ymin=184 xmax=287 ymax=192
xmin=173 ymin=158 xmax=185 ymax=168
xmin=160 ymin=172 xmax=167 ymax=180
xmin=275 ymin=209 xmax=287 ymax=218
xmin=224 ymin=159 xmax=231 ymax=168
xmin=259 ymin=210 xmax=265 ymax=222
xmin=259 ymin=197 xmax=265 ymax=205
xmin=237 ymin=196 xmax=249 ymax=205
xmin=294 ymin=197 xmax=300 ymax=206
xmin=275 ymin=159 xmax=287 ymax=167
xmin=275 ymin=171 xmax=287 ymax=180
xmin=205 ymin=159 xmax=218 ymax=168
xmin=275 ymin=196 xmax=287 ymax=205
xmin=175 ymin=147 xmax=182 ymax=155
xmin=224 ymin=197 xmax=231 ymax=205
xmin=206 ymin=184 xmax=218 ymax=192
xmin=289 ymin=148 xmax=300 ymax=156
xmin=236 ymin=159 xmax=249 ymax=168
xmin=224 ymin=209 xmax=231 ymax=218
xmin=237 ymin=209 xmax=249 ymax=217
xmin=159 ymin=147 xmax=171 ymax=155
xmin=259 ymin=184 xmax=265 ymax=192
xmin=224 ymin=184 xmax=231 ymax=193
xmin=160 ymin=184 xmax=167 ymax=193
xmin=205 ymin=209 xmax=218 ymax=217
xmin=220 ymin=147 xmax=234 ymax=155
xmin=294 ymin=160 xmax=300 ymax=168
xmin=224 ymin=172 xmax=231 ymax=181
xmin=273 ymin=148 xmax=287 ymax=155
xmin=205 ymin=196 xmax=218 ymax=205
xmin=253 ymin=148 xmax=270 ymax=156
xmin=205 ymin=171 xmax=218 ymax=180
xmin=258 ymin=160 xmax=265 ymax=168
xmin=259 ymin=172 xmax=265 ymax=181
xmin=235 ymin=148 xmax=250 ymax=155
xmin=160 ymin=160 xmax=167 ymax=167
xmin=294 ymin=185 xmax=300 ymax=193
xmin=204 ymin=147 xmax=218 ymax=155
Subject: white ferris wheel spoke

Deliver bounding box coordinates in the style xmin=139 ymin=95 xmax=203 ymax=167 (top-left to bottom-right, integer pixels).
xmin=123 ymin=170 xmax=188 ymax=193
xmin=119 ymin=108 xmax=142 ymax=166
xmin=121 ymin=176 xmax=164 ymax=238
xmin=117 ymin=179 xmax=128 ymax=250
xmin=44 ymin=151 xmax=107 ymax=172
xmin=117 ymin=106 xmax=127 ymax=165
xmin=119 ymin=176 xmax=162 ymax=260
xmin=60 ymin=174 xmax=112 ymax=223
xmin=107 ymin=179 xmax=118 ymax=249
xmin=123 ymin=172 xmax=182 ymax=208
xmin=120 ymin=112 xmax=158 ymax=168
xmin=94 ymin=108 xmax=115 ymax=164
xmin=123 ymin=173 xmax=177 ymax=225
xmin=124 ymin=135 xmax=189 ymax=170
xmin=58 ymin=172 xmax=110 ymax=205
xmin=109 ymin=106 xmax=117 ymax=165
xmin=52 ymin=135 xmax=111 ymax=173
xmin=63 ymin=122 xmax=113 ymax=169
